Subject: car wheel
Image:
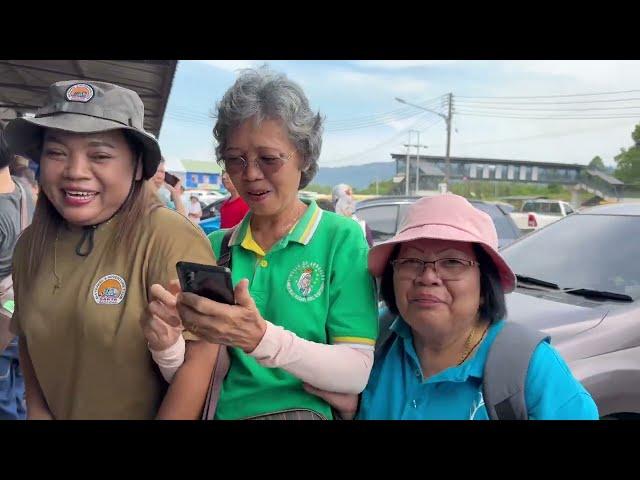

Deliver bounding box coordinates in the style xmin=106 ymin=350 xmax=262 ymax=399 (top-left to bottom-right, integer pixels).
xmin=601 ymin=413 xmax=640 ymax=420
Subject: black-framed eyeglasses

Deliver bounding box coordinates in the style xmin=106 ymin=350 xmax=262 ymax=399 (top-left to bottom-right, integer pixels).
xmin=218 ymin=152 xmax=291 ymax=176
xmin=391 ymin=257 xmax=480 ymax=281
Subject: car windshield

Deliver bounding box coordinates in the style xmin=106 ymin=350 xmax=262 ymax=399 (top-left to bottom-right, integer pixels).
xmin=502 ymin=214 xmax=640 ymax=300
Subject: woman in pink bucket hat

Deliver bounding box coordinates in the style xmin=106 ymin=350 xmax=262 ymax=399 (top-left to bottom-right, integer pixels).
xmin=306 ymin=194 xmax=598 ymax=420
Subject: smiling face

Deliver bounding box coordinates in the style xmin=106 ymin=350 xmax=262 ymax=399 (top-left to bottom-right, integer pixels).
xmin=223 ymin=117 xmax=302 ymax=217
xmin=39 ymin=129 xmax=140 ymax=226
xmin=393 ymin=238 xmax=482 ymax=341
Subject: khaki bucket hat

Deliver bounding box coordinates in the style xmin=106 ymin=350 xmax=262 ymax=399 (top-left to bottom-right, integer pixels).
xmin=4 ymin=80 xmax=161 ymax=179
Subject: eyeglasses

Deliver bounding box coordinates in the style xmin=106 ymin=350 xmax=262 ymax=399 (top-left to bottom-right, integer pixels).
xmin=391 ymin=257 xmax=480 ymax=281
xmin=218 ymin=152 xmax=291 ymax=176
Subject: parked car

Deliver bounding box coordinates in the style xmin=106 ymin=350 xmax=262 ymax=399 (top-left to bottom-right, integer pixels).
xmin=187 ymin=189 xmax=225 ymax=206
xmin=501 ymin=202 xmax=640 ymax=418
xmin=200 ymin=195 xmax=230 ymax=221
xmin=355 ymin=196 xmax=521 ymax=249
xmin=509 ymin=199 xmax=575 ymax=233
xmin=199 ymin=215 xmax=221 ymax=236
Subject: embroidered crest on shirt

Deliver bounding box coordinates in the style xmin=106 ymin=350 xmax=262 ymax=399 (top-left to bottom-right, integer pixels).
xmin=287 ymin=261 xmax=325 ymax=302
xmin=93 ymin=274 xmax=127 ymax=305
xmin=469 ymin=390 xmax=486 ymax=420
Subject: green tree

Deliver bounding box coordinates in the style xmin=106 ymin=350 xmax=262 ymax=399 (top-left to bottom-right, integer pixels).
xmin=588 ymin=156 xmax=605 ymax=171
xmin=614 ymin=123 xmax=640 ymax=184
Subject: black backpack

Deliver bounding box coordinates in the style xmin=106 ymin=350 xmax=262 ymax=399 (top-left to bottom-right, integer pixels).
xmin=375 ymin=310 xmax=549 ymax=420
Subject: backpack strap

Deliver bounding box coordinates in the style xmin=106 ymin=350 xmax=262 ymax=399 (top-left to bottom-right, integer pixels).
xmin=201 ymin=227 xmax=235 ymax=420
xmin=216 ymin=228 xmax=235 ymax=269
xmin=374 ymin=307 xmax=398 ymax=362
xmin=483 ymin=322 xmax=550 ymax=420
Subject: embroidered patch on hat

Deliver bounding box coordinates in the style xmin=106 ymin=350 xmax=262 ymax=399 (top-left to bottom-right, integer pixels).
xmin=66 ymin=83 xmax=95 ymax=103
xmin=287 ymin=261 xmax=325 ymax=302
xmin=93 ymin=274 xmax=126 ymax=305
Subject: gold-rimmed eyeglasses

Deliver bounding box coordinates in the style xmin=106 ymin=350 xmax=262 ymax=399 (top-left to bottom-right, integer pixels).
xmin=218 ymin=152 xmax=292 ymax=176
xmin=391 ymin=257 xmax=480 ymax=281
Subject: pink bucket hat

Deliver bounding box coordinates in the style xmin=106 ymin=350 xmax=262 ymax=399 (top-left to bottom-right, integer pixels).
xmin=368 ymin=193 xmax=516 ymax=293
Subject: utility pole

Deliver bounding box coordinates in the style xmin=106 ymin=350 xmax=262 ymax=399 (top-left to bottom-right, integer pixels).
xmin=415 ymin=131 xmax=420 ymax=193
xmin=396 ymin=94 xmax=454 ymax=188
xmin=404 ymin=140 xmax=429 ymax=195
xmin=445 ymin=93 xmax=453 ymax=185
xmin=405 ymin=131 xmax=412 ymax=196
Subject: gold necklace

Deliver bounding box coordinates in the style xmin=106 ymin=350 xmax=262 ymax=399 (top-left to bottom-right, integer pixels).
xmin=458 ymin=322 xmax=489 ymax=365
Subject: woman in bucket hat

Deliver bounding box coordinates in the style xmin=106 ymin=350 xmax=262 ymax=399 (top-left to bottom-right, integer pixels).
xmin=4 ymin=80 xmax=217 ymax=419
xmin=306 ymin=194 xmax=599 ymax=420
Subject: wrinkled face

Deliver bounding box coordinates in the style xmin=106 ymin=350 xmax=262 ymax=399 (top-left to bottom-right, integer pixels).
xmin=152 ymin=161 xmax=166 ymax=188
xmin=393 ymin=238 xmax=482 ymax=339
xmin=40 ymin=129 xmax=140 ymax=227
xmin=223 ymin=117 xmax=302 ymax=217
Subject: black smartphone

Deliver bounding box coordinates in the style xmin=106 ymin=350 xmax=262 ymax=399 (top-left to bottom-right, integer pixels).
xmin=176 ymin=261 xmax=235 ymax=305
xmin=164 ymin=172 xmax=180 ymax=187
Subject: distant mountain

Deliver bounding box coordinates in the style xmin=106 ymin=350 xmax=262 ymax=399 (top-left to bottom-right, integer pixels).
xmin=314 ymin=162 xmax=396 ymax=189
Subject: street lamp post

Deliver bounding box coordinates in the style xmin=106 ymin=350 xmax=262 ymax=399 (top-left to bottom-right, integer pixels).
xmin=396 ymin=95 xmax=453 ymax=187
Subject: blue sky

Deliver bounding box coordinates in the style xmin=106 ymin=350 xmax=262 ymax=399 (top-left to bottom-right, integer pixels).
xmin=158 ymin=60 xmax=640 ymax=174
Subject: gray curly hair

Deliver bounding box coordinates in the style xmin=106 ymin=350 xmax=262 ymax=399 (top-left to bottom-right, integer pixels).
xmin=213 ymin=66 xmax=324 ymax=189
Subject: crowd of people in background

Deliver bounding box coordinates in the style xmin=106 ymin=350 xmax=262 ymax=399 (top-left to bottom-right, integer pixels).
xmin=0 ymin=66 xmax=598 ymax=420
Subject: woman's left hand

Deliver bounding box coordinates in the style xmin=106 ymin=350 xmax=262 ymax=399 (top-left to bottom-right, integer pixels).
xmin=176 ymin=279 xmax=267 ymax=353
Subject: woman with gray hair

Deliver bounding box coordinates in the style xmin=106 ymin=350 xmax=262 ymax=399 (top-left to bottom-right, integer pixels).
xmin=145 ymin=67 xmax=379 ymax=420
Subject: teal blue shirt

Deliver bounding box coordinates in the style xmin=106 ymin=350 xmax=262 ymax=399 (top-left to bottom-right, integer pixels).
xmin=358 ymin=317 xmax=599 ymax=420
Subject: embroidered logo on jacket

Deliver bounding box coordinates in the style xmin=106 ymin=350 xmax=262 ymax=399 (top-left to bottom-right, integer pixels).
xmin=93 ymin=274 xmax=127 ymax=305
xmin=287 ymin=261 xmax=325 ymax=302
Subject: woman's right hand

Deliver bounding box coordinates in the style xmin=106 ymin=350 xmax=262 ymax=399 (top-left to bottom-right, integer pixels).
xmin=142 ymin=280 xmax=184 ymax=351
xmin=303 ymin=383 xmax=360 ymax=420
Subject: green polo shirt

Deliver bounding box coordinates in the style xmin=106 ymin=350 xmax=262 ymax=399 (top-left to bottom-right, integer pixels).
xmin=208 ymin=200 xmax=378 ymax=419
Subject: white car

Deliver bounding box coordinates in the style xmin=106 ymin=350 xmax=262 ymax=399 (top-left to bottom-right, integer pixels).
xmin=185 ymin=189 xmax=225 ymax=205
xmin=510 ymin=199 xmax=575 ymax=233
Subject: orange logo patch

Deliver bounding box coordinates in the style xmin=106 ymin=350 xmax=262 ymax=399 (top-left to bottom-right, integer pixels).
xmin=66 ymin=83 xmax=94 ymax=103
xmin=93 ymin=274 xmax=126 ymax=305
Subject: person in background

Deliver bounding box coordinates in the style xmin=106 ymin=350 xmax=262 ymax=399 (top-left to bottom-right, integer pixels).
xmin=151 ymin=158 xmax=187 ymax=217
xmin=188 ymin=194 xmax=203 ymax=224
xmin=332 ymin=183 xmax=373 ymax=247
xmin=0 ymin=120 xmax=35 ymax=420
xmin=219 ymin=171 xmax=249 ymax=228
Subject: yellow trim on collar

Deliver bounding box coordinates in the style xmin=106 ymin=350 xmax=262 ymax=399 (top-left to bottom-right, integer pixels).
xmin=240 ymin=226 xmax=266 ymax=257
xmin=332 ymin=336 xmax=376 ymax=346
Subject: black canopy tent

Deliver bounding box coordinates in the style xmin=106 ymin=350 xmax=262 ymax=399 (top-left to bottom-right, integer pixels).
xmin=0 ymin=60 xmax=178 ymax=138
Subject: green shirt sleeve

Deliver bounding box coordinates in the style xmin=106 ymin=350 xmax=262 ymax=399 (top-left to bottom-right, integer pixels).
xmin=326 ymin=219 xmax=378 ymax=346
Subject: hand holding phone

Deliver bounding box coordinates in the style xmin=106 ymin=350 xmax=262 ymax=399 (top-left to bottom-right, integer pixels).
xmin=164 ymin=172 xmax=180 ymax=188
xmin=176 ymin=261 xmax=235 ymax=305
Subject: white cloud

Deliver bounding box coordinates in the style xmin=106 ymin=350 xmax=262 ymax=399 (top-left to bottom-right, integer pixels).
xmin=503 ymin=60 xmax=640 ymax=90
xmin=198 ymin=60 xmax=258 ymax=72
xmin=325 ymin=70 xmax=431 ymax=97
xmin=353 ymin=60 xmax=460 ymax=69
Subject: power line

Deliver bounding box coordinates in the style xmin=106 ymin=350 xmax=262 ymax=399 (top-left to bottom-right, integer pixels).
xmin=453 ymin=105 xmax=640 ymax=113
xmin=455 ymin=97 xmax=640 ymax=106
xmin=455 ymin=111 xmax=640 ymax=120
xmin=325 ymin=114 xmax=443 ymax=165
xmin=457 ymin=89 xmax=640 ymax=99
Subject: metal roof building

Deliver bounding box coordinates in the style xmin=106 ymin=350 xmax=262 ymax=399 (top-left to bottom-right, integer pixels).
xmin=0 ymin=60 xmax=177 ymax=138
